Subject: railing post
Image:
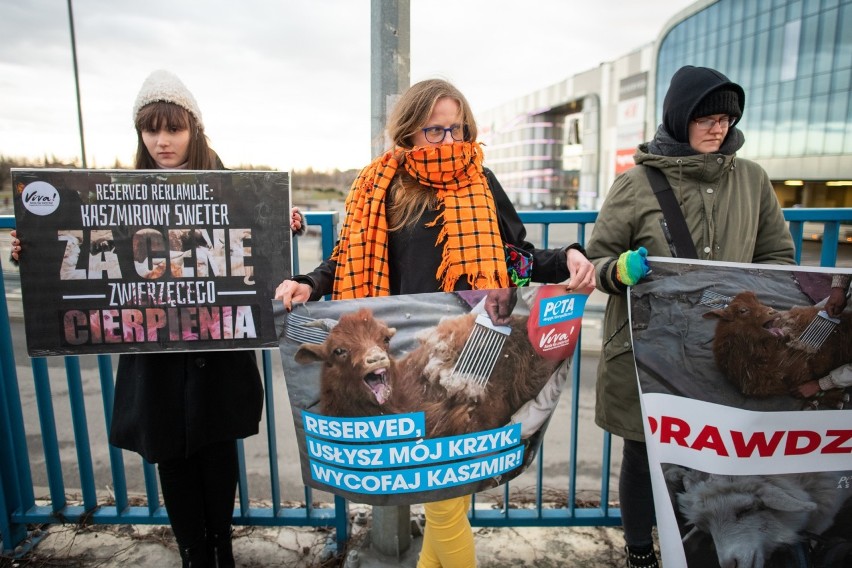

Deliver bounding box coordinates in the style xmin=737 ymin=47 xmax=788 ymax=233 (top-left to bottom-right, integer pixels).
xmin=0 ymin=262 xmax=30 ymax=553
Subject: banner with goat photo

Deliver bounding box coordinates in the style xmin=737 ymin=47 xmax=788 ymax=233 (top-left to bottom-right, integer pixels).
xmin=275 ymin=284 xmax=590 ymax=505
xmin=12 ymin=168 xmax=292 ymax=356
xmin=629 ymin=258 xmax=852 ymax=568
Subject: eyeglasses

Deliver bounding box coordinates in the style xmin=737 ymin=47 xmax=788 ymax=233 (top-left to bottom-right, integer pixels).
xmin=421 ymin=124 xmax=466 ymax=143
xmin=693 ymin=116 xmax=737 ymax=130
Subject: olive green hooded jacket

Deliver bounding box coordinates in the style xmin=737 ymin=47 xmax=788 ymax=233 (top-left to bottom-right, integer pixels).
xmin=586 ymin=147 xmax=795 ymax=441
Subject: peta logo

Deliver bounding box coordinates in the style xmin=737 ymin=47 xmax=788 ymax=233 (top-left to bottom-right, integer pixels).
xmin=22 ymin=181 xmax=60 ymax=216
xmin=538 ymin=294 xmax=586 ymax=325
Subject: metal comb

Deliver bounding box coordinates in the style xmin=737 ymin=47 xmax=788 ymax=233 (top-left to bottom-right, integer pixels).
xmin=796 ymin=310 xmax=840 ymax=350
xmin=284 ymin=312 xmax=332 ymax=344
xmin=448 ymin=313 xmax=512 ymax=387
xmin=698 ymin=290 xmax=733 ymax=309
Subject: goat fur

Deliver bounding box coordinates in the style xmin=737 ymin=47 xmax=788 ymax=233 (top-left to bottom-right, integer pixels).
xmin=394 ymin=312 xmax=559 ymax=438
xmin=295 ymin=308 xmax=559 ymax=438
xmin=703 ymin=291 xmax=851 ymax=401
xmin=666 ymin=466 xmax=850 ymax=568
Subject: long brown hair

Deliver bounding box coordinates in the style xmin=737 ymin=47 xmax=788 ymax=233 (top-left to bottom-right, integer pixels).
xmin=385 ymin=79 xmax=479 ymax=231
xmin=134 ymin=102 xmax=220 ymax=170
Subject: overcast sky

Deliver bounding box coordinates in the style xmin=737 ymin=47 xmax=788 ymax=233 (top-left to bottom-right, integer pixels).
xmin=0 ymin=0 xmax=696 ymax=172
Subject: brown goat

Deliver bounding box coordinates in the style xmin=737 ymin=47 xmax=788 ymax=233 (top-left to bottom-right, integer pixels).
xmin=703 ymin=291 xmax=851 ymax=403
xmin=391 ymin=312 xmax=558 ymax=438
xmin=295 ymin=308 xmax=560 ymax=438
xmin=294 ymin=308 xmax=398 ymax=418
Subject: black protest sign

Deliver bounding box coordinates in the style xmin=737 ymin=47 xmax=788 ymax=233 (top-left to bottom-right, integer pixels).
xmin=12 ymin=169 xmax=291 ymax=356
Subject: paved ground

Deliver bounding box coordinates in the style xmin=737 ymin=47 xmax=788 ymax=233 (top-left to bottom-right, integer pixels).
xmin=4 ymin=506 xmax=648 ymax=567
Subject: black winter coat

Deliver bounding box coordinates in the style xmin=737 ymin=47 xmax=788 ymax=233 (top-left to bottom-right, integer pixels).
xmin=109 ymin=350 xmax=263 ymax=463
xmin=109 ymin=155 xmax=264 ymax=463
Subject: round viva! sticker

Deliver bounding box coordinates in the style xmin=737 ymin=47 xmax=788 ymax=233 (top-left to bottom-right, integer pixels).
xmin=21 ymin=181 xmax=61 ymax=216
xmin=526 ymin=286 xmax=586 ymax=361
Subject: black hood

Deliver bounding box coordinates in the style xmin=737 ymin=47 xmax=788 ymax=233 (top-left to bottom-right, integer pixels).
xmin=662 ymin=66 xmax=745 ymax=144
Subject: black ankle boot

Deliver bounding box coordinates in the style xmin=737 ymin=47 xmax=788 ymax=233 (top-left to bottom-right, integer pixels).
xmin=179 ymin=540 xmax=212 ymax=568
xmin=625 ymin=544 xmax=659 ymax=568
xmin=207 ymin=529 xmax=235 ymax=568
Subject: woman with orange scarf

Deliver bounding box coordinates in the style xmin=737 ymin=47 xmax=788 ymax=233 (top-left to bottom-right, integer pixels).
xmin=275 ymin=78 xmax=595 ymax=567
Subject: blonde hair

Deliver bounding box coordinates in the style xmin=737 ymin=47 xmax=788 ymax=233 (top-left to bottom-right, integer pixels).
xmin=134 ymin=102 xmax=219 ymax=170
xmin=386 ymin=79 xmax=478 ymax=231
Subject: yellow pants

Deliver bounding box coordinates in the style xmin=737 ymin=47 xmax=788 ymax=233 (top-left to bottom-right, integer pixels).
xmin=417 ymin=496 xmax=476 ymax=568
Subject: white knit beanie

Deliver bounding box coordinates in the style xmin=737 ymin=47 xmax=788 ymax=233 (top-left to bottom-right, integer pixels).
xmin=132 ymin=70 xmax=204 ymax=129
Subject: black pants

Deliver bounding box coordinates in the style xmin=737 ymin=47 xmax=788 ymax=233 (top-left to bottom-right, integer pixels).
xmin=157 ymin=439 xmax=239 ymax=549
xmin=619 ymin=439 xmax=656 ymax=548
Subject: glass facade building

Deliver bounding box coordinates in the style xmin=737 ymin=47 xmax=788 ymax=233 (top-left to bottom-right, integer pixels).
xmin=480 ymin=0 xmax=852 ymax=211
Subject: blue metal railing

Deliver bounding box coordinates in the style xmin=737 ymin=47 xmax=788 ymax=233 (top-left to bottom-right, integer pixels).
xmin=783 ymin=208 xmax=850 ymax=266
xmin=0 ymin=212 xmax=347 ymax=556
xmin=1 ymin=208 xmax=850 ymax=556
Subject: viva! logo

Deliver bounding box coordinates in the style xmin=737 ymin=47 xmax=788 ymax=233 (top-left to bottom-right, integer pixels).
xmin=22 ymin=181 xmax=60 ymax=216
xmin=528 ymin=289 xmax=587 ymax=361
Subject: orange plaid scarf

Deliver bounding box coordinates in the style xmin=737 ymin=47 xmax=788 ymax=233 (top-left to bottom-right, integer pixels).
xmin=331 ymin=141 xmax=508 ymax=299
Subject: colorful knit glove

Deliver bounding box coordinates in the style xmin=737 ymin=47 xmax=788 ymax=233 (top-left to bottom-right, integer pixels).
xmin=616 ymin=247 xmax=649 ymax=286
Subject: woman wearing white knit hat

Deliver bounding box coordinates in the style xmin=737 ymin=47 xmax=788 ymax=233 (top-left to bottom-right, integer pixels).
xmin=9 ymin=69 xmax=306 ymax=566
xmin=108 ymin=69 xmax=300 ymax=568
xmin=130 ymin=69 xmax=210 ymax=168
xmin=103 ymin=69 xmax=254 ymax=568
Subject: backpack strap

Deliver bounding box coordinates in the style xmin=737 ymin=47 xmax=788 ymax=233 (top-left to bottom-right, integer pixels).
xmin=643 ymin=166 xmax=698 ymax=259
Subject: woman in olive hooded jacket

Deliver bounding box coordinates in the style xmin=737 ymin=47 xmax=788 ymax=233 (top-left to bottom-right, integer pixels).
xmin=585 ymin=65 xmax=795 ymax=567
